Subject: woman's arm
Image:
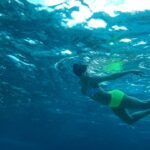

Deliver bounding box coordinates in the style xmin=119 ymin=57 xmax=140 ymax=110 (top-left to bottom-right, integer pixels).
xmin=91 ymin=70 xmax=144 ymax=83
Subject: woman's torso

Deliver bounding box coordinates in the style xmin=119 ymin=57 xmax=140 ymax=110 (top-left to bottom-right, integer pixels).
xmin=79 ymin=75 xmax=111 ymax=105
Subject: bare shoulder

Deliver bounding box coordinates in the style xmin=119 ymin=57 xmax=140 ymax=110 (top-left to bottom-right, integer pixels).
xmin=82 ymin=73 xmax=100 ymax=85
xmin=88 ymin=74 xmax=107 ymax=84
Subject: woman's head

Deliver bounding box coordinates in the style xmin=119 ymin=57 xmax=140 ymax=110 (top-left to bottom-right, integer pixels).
xmin=73 ymin=63 xmax=88 ymax=77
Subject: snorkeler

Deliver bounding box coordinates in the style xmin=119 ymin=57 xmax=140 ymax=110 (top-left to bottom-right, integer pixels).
xmin=73 ymin=63 xmax=150 ymax=125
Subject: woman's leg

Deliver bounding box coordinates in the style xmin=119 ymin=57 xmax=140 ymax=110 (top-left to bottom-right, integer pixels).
xmin=112 ymin=107 xmax=150 ymax=125
xmin=121 ymin=95 xmax=150 ymax=109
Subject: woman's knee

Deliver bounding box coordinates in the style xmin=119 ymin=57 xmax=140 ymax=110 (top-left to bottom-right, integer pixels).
xmin=125 ymin=118 xmax=136 ymax=125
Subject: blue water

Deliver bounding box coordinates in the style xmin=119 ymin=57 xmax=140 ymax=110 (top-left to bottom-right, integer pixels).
xmin=0 ymin=0 xmax=150 ymax=150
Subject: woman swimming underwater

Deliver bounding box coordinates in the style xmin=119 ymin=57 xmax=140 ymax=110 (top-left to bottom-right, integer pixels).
xmin=73 ymin=63 xmax=150 ymax=125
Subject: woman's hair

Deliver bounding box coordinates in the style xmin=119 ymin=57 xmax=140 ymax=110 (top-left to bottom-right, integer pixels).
xmin=73 ymin=63 xmax=88 ymax=77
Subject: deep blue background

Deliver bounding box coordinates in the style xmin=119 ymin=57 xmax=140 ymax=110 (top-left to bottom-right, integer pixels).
xmin=0 ymin=0 xmax=150 ymax=150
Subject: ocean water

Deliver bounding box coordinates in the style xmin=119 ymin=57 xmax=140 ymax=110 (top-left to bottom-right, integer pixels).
xmin=0 ymin=0 xmax=150 ymax=150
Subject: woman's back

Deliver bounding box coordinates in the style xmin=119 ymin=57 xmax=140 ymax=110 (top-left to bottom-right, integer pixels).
xmin=79 ymin=74 xmax=111 ymax=105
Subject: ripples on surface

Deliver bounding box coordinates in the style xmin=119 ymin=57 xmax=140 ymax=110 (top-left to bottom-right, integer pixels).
xmin=0 ymin=0 xmax=150 ymax=149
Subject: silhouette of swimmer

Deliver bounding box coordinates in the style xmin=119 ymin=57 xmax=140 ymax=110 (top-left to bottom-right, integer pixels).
xmin=73 ymin=63 xmax=150 ymax=125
